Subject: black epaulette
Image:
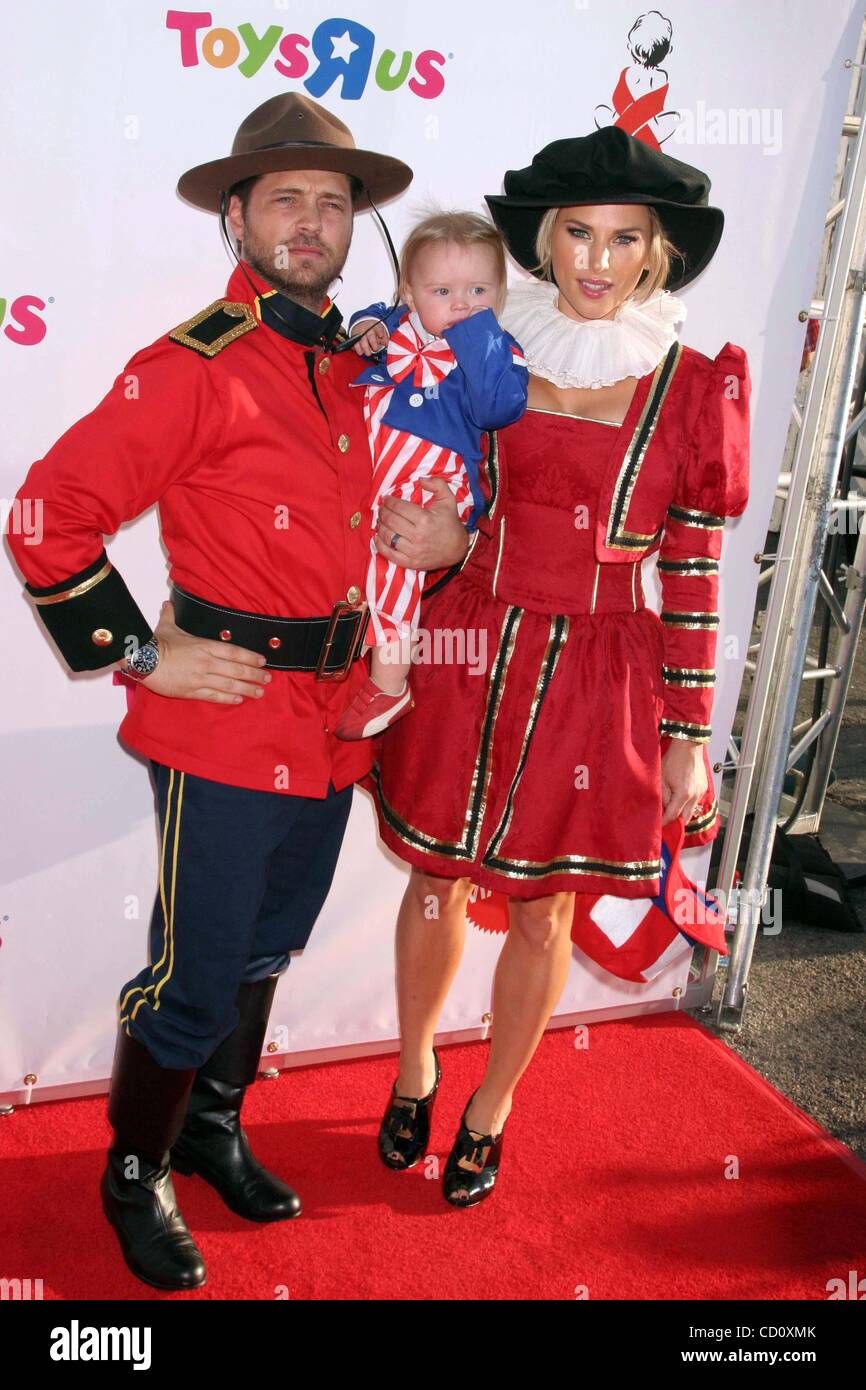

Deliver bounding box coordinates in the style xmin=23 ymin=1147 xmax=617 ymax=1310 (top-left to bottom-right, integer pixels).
xmin=168 ymin=299 xmax=257 ymax=358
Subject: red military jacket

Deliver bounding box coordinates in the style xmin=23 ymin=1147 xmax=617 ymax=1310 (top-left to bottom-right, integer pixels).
xmin=7 ymin=262 xmax=388 ymax=798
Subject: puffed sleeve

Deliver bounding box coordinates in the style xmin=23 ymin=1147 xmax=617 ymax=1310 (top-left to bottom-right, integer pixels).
xmin=677 ymin=342 xmax=751 ymax=520
xmin=656 ymin=343 xmax=751 ymax=844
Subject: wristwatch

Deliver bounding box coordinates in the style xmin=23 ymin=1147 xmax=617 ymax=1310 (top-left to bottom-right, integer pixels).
xmin=121 ymin=636 xmax=160 ymax=682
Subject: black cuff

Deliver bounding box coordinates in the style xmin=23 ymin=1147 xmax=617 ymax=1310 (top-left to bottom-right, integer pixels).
xmin=25 ymin=550 xmax=152 ymax=671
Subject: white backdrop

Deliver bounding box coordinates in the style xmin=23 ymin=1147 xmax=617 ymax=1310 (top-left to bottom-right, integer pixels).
xmin=1 ymin=0 xmax=859 ymax=1101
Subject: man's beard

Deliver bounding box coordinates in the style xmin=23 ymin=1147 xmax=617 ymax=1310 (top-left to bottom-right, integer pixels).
xmin=242 ymin=228 xmax=346 ymax=313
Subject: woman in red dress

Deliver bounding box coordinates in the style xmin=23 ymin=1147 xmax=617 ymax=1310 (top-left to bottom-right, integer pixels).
xmin=360 ymin=127 xmax=751 ymax=1206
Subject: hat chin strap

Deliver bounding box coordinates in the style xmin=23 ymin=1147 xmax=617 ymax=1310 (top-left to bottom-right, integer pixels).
xmin=218 ymin=189 xmax=401 ymax=354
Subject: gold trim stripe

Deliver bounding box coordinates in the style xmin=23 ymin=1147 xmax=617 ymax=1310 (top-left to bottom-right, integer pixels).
xmin=119 ymin=769 xmax=185 ymax=1023
xmin=31 ymin=560 xmax=113 ymax=606
xmin=661 ymin=611 xmax=719 ymax=629
xmin=660 ymin=718 xmax=712 ymax=742
xmin=486 ymin=429 xmax=500 ymax=522
xmin=657 ymin=558 xmax=720 ymax=576
xmin=685 ymin=798 xmax=719 ymax=833
xmin=460 ymin=528 xmax=481 ymax=572
xmin=606 ymin=342 xmax=682 ymax=550
xmin=589 ymin=562 xmax=600 ymax=615
xmin=463 ymin=607 xmax=522 ymax=860
xmin=481 ymin=851 xmax=663 ymax=881
xmin=482 ymin=615 xmax=570 ymax=863
xmin=525 ymin=406 xmax=620 ymax=427
xmin=492 ymin=516 xmax=506 ymax=599
xmin=152 ymin=771 xmax=185 ymax=1013
xmin=662 ymin=664 xmax=716 ymax=687
xmin=667 ymin=504 xmax=724 ymax=529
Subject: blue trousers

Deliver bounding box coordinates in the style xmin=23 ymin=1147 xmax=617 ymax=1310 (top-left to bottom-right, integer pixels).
xmin=118 ymin=761 xmax=353 ymax=1069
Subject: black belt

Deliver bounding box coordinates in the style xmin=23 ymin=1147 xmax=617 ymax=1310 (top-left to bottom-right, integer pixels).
xmin=171 ymin=584 xmax=370 ymax=680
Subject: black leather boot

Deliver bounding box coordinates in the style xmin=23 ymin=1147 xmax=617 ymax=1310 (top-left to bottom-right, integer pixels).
xmin=170 ymin=974 xmax=302 ymax=1222
xmin=101 ymin=1029 xmax=206 ymax=1291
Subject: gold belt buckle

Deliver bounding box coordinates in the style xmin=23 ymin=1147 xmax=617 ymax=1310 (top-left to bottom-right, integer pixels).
xmin=315 ymin=599 xmax=369 ymax=681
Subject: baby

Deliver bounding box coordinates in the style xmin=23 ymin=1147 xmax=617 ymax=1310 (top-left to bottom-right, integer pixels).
xmin=334 ymin=211 xmax=528 ymax=740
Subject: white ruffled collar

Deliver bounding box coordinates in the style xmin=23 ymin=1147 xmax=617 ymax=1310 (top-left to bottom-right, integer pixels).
xmin=499 ymin=278 xmax=687 ymax=389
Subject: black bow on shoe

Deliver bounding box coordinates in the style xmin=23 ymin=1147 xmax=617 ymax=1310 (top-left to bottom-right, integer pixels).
xmin=378 ymin=1050 xmax=442 ymax=1170
xmin=442 ymin=1090 xmax=507 ymax=1208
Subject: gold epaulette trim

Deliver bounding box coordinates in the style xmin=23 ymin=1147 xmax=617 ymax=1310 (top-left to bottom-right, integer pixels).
xmin=168 ymin=299 xmax=257 ymax=357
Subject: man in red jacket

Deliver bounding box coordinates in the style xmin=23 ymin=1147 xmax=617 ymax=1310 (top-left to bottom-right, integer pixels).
xmin=6 ymin=93 xmax=470 ymax=1292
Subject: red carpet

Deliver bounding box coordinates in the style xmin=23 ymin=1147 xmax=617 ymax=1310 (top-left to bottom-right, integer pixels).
xmin=2 ymin=1012 xmax=865 ymax=1300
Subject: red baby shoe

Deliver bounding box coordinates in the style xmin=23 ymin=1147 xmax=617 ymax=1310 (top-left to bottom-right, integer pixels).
xmin=334 ymin=676 xmax=414 ymax=740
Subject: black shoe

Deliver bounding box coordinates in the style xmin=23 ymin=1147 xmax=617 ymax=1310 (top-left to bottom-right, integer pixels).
xmin=442 ymin=1090 xmax=506 ymax=1208
xmin=170 ymin=975 xmax=301 ymax=1222
xmin=378 ymin=1049 xmax=441 ymax=1170
xmin=101 ymin=1151 xmax=206 ymax=1291
xmin=102 ymin=1029 xmax=206 ymax=1290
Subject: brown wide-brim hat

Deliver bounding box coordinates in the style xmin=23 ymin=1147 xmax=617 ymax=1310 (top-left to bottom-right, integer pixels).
xmin=485 ymin=127 xmax=724 ymax=292
xmin=177 ymin=93 xmax=412 ymax=214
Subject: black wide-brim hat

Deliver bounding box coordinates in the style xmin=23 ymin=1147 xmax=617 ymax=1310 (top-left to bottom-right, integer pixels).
xmin=485 ymin=126 xmax=724 ymax=293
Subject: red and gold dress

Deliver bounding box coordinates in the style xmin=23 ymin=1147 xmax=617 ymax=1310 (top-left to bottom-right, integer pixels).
xmin=360 ymin=340 xmax=751 ymax=900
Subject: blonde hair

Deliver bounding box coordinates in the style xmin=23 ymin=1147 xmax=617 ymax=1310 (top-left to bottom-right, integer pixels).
xmin=399 ymin=211 xmax=508 ymax=315
xmin=531 ymin=204 xmax=682 ymax=303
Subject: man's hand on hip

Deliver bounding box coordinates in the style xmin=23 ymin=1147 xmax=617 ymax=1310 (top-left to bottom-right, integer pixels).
xmin=375 ymin=476 xmax=471 ymax=571
xmin=124 ymin=601 xmax=272 ymax=703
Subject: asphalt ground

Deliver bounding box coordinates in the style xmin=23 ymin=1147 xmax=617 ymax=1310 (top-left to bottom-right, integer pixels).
xmin=685 ymin=437 xmax=866 ymax=1163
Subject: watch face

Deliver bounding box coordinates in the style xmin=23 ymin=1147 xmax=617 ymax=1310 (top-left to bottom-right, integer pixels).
xmin=130 ymin=641 xmax=159 ymax=677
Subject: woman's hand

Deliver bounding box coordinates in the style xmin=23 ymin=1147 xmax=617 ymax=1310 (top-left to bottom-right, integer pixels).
xmin=661 ymin=738 xmax=708 ymax=826
xmin=375 ymin=476 xmax=471 ymax=571
xmin=351 ymin=318 xmax=389 ymax=356
xmin=132 ymin=601 xmax=272 ymax=704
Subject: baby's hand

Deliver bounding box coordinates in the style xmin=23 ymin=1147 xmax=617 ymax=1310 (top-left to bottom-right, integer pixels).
xmin=352 ymin=318 xmax=390 ymax=356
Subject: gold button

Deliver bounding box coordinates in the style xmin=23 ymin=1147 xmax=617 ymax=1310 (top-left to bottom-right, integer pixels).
xmin=91 ymin=628 xmax=113 ymax=646
xmin=346 ymin=585 xmax=361 ymax=604
xmin=318 ymin=356 xmax=330 ymax=374
xmin=219 ymin=629 xmax=232 ymax=641
xmin=223 ymin=305 xmax=245 ymax=319
xmin=349 ymin=511 xmax=362 ymax=528
xmin=337 ymin=434 xmax=350 ymax=452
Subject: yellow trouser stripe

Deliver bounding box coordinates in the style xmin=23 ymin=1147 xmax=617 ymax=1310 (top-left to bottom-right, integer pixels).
xmin=152 ymin=772 xmax=185 ymax=1012
xmin=119 ymin=770 xmax=184 ymax=1021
